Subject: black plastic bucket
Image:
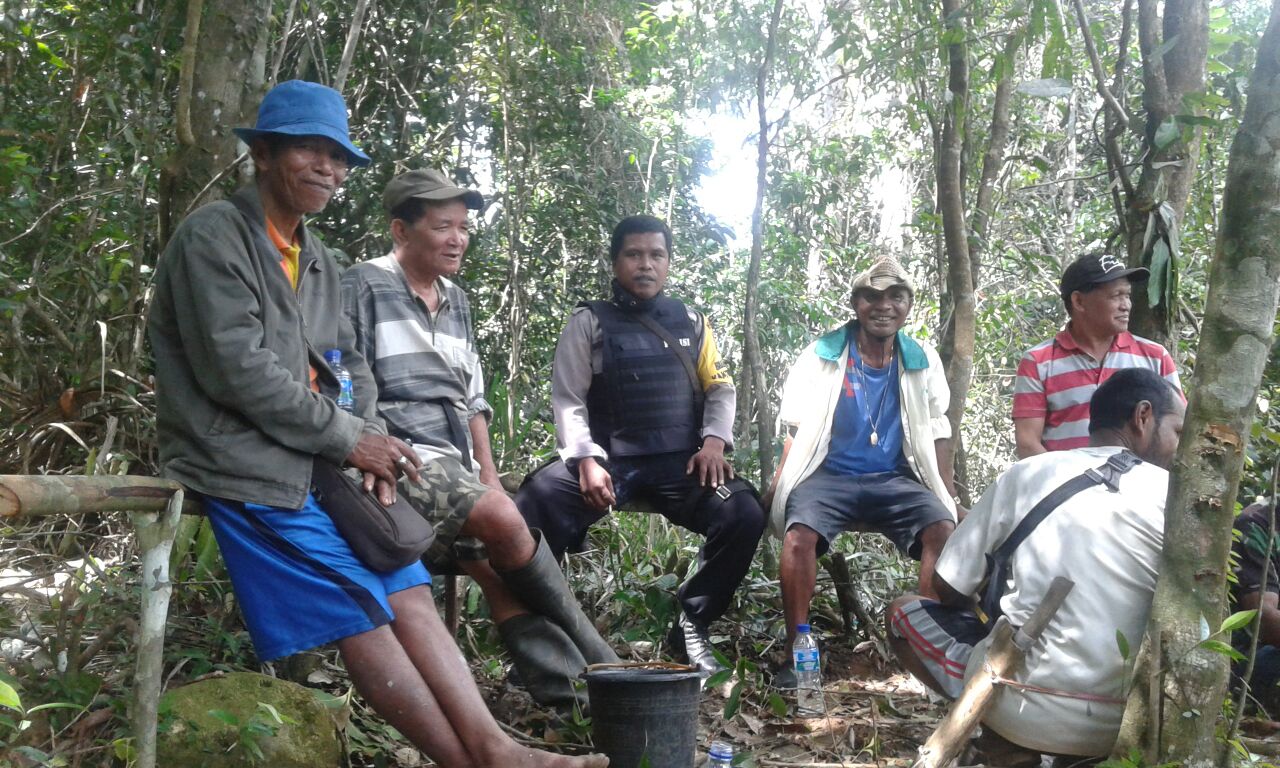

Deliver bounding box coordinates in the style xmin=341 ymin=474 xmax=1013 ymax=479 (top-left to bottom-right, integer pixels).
xmin=584 ymin=667 xmax=701 ymax=768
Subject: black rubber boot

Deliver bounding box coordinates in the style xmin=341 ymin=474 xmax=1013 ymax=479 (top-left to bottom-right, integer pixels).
xmin=500 ymin=530 xmax=620 ymax=665
xmin=498 ymin=613 xmax=589 ymax=712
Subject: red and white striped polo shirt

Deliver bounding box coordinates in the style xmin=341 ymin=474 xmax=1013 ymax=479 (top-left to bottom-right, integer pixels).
xmin=1013 ymin=328 xmax=1181 ymax=451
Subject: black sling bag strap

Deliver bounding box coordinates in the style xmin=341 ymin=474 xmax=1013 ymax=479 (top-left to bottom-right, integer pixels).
xmin=434 ymin=399 xmax=473 ymax=471
xmin=627 ymin=309 xmax=707 ymax=416
xmin=979 ymin=449 xmax=1143 ymax=628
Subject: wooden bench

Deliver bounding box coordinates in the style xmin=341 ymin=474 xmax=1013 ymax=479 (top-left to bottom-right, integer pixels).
xmin=0 ymin=475 xmax=463 ymax=768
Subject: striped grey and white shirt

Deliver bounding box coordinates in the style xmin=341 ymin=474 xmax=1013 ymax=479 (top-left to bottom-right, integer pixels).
xmin=341 ymin=254 xmax=492 ymax=465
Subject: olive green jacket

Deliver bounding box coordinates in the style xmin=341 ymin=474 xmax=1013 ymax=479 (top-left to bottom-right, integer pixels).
xmin=149 ymin=185 xmax=383 ymax=508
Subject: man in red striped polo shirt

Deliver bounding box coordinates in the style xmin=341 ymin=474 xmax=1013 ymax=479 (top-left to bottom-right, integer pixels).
xmin=1013 ymin=253 xmax=1181 ymax=457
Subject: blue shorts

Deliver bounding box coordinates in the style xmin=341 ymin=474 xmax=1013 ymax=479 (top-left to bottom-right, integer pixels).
xmin=203 ymin=492 xmax=431 ymax=661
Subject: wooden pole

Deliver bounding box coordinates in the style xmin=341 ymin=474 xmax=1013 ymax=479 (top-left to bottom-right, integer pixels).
xmin=132 ymin=488 xmax=184 ymax=768
xmin=0 ymin=475 xmax=196 ymax=519
xmin=914 ymin=576 xmax=1075 ymax=768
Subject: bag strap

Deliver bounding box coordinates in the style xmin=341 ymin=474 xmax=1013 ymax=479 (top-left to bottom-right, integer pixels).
xmin=436 ymin=398 xmax=473 ymax=471
xmin=980 ymin=450 xmax=1142 ymax=624
xmin=627 ymin=309 xmax=706 ymax=415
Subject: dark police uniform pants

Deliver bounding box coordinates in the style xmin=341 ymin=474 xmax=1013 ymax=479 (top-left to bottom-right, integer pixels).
xmin=514 ymin=451 xmax=766 ymax=628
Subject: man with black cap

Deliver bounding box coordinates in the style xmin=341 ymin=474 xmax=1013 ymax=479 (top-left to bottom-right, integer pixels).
xmin=151 ymin=84 xmax=608 ymax=767
xmin=762 ymin=256 xmax=959 ymax=687
xmin=1013 ymin=252 xmax=1181 ymax=458
xmin=341 ymin=169 xmax=618 ymax=712
xmin=515 ymin=214 xmax=766 ymax=680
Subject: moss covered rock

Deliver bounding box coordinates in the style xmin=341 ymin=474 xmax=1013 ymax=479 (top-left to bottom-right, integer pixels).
xmin=157 ymin=671 xmax=342 ymax=767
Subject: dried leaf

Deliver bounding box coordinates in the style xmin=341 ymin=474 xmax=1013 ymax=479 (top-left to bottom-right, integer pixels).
xmin=1205 ymin=423 xmax=1243 ymax=450
xmin=59 ymin=388 xmax=77 ymax=418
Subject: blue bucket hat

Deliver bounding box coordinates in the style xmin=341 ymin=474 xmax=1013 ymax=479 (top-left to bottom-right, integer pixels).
xmin=233 ymin=80 xmax=371 ymax=167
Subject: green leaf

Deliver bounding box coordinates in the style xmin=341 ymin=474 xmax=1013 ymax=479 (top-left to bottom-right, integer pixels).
xmin=207 ymin=708 xmax=239 ymax=726
xmin=1221 ymin=609 xmax=1258 ymax=633
xmin=768 ymin=692 xmax=788 ymax=718
xmin=1153 ymin=33 xmax=1181 ymax=59
xmin=0 ymin=679 xmax=21 ymax=712
xmin=1116 ymin=629 xmax=1130 ymax=660
xmin=1175 ymin=114 xmax=1221 ymax=128
xmin=724 ymin=680 xmax=743 ymax=720
xmin=1198 ymin=639 xmax=1245 ymax=662
xmin=1153 ymin=117 xmax=1181 ymax=150
xmin=705 ymin=668 xmax=733 ymax=688
xmin=1017 ymin=78 xmax=1072 ymax=99
xmin=26 ymin=702 xmax=86 ymax=715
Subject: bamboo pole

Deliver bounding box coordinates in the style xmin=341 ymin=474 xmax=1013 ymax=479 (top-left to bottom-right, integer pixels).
xmin=914 ymin=577 xmax=1075 ymax=768
xmin=0 ymin=474 xmax=196 ymax=519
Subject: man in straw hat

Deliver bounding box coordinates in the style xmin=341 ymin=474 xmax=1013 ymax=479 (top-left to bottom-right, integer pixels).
xmin=762 ymin=256 xmax=959 ymax=688
xmin=342 ymin=169 xmax=618 ymax=713
xmin=150 ymin=80 xmax=607 ymax=767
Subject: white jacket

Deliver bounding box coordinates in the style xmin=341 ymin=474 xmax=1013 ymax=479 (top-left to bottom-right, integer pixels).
xmin=769 ymin=322 xmax=956 ymax=538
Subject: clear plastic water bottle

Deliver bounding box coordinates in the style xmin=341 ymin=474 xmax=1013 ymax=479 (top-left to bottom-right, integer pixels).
xmin=324 ymin=349 xmax=355 ymax=412
xmin=708 ymin=741 xmax=734 ymax=767
xmin=793 ymin=624 xmax=824 ymax=716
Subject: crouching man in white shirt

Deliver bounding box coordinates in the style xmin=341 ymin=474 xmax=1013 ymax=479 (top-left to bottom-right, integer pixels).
xmin=887 ymin=367 xmax=1184 ymax=764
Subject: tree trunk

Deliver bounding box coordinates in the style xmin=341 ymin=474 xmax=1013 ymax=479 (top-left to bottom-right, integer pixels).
xmin=936 ymin=0 xmax=975 ymax=450
xmin=969 ymin=30 xmax=1020 ymax=284
xmin=742 ymin=0 xmax=783 ymax=488
xmin=1112 ymin=3 xmax=1280 ymax=760
xmin=159 ymin=0 xmax=272 ymax=245
xmin=332 ymin=0 xmax=372 ymax=93
xmin=1125 ymin=0 xmax=1209 ymax=348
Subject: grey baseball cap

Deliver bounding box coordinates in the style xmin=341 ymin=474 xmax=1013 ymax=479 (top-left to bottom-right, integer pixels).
xmin=383 ymin=169 xmax=483 ymax=212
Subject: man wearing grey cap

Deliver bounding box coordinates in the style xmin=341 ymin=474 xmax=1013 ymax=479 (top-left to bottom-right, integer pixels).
xmin=762 ymin=256 xmax=959 ymax=687
xmin=341 ymin=169 xmax=618 ymax=713
xmin=1013 ymin=252 xmax=1181 ymax=458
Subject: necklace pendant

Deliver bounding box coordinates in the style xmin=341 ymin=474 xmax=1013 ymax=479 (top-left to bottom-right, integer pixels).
xmin=870 ymin=430 xmax=879 ymax=446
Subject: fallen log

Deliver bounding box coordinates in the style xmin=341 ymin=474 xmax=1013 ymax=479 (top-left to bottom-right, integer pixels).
xmin=913 ymin=576 xmax=1075 ymax=768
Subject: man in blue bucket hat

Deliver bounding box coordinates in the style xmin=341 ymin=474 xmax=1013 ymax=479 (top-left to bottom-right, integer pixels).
xmin=150 ymin=80 xmax=609 ymax=768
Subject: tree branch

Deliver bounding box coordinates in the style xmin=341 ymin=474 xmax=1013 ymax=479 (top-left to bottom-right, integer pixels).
xmin=332 ymin=0 xmax=372 ymax=93
xmin=175 ymin=0 xmax=204 ymax=147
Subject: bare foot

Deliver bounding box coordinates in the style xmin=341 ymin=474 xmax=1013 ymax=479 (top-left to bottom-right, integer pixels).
xmin=482 ymin=743 xmax=608 ymax=767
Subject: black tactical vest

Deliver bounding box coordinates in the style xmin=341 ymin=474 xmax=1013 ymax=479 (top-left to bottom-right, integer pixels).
xmin=584 ymin=294 xmax=703 ymax=458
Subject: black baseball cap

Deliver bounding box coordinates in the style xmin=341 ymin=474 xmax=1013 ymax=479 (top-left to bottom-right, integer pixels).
xmin=1060 ymin=253 xmax=1149 ymax=301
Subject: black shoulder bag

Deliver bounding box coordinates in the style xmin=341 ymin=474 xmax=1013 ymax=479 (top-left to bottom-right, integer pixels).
xmin=978 ymin=450 xmax=1143 ymax=627
xmin=310 ymin=458 xmax=436 ymax=573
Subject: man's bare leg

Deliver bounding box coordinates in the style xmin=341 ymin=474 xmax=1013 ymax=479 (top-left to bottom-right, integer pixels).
xmin=456 ymin=490 xmax=539 ymax=623
xmin=780 ymin=524 xmax=821 ymax=653
xmin=337 ymin=622 xmax=473 ymax=766
xmin=462 ymin=491 xmax=535 ymax=570
xmin=916 ymin=520 xmax=954 ymax=601
xmin=460 ymin=559 xmax=527 ymax=623
xmin=385 ymin=586 xmax=608 ymax=767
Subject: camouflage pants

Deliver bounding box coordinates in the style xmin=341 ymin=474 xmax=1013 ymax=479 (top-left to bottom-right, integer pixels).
xmin=399 ymin=455 xmax=491 ymax=570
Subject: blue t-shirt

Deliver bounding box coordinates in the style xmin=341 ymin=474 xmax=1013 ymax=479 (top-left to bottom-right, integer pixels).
xmin=823 ymin=344 xmax=905 ymax=476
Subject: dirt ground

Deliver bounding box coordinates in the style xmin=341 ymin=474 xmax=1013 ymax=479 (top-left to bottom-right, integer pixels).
xmin=484 ymin=639 xmax=942 ymax=768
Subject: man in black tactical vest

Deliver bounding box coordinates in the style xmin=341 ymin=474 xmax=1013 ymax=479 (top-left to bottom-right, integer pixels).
xmin=516 ymin=215 xmax=766 ymax=678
